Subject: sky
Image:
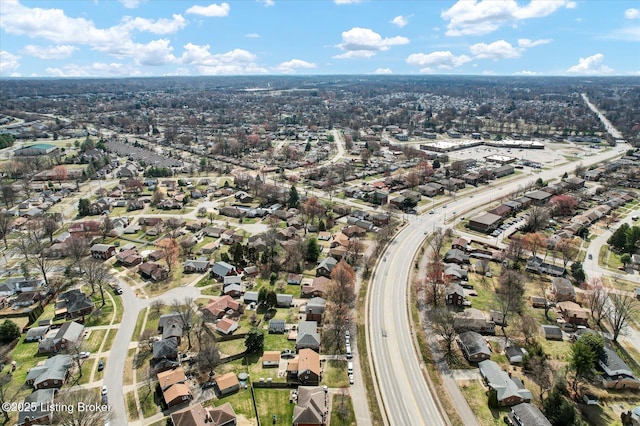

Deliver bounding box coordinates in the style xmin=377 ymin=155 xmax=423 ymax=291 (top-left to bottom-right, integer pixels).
xmin=0 ymin=0 xmax=639 ymax=78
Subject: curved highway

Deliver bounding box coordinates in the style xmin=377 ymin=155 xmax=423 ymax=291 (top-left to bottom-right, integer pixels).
xmin=368 ymin=143 xmax=628 ymax=425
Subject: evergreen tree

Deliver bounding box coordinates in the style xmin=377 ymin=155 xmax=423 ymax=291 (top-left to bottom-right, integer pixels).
xmin=288 ymin=185 xmax=300 ymax=208
xmin=78 ymin=198 xmax=90 ymax=217
xmin=0 ymin=319 xmax=20 ymax=343
xmin=244 ymin=327 xmax=264 ymax=354
xmin=305 ymin=238 xmax=321 ymax=262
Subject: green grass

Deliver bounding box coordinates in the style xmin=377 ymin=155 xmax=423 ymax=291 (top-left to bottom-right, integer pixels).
xmin=132 ymin=307 xmax=148 ymax=342
xmin=83 ymin=292 xmax=116 ymax=327
xmin=459 ymin=380 xmax=510 ymax=425
xmin=218 ymin=338 xmax=247 ymax=357
xmin=84 ymin=329 xmax=107 ymax=352
xmin=75 ymin=359 xmax=96 ymax=385
xmin=125 ymin=390 xmax=140 ymax=421
xmin=321 ymin=359 xmax=348 ymax=388
xmin=254 ymin=388 xmax=294 ymax=425
xmin=124 ymin=348 xmax=136 ymax=386
xmin=210 ymin=387 xmax=255 ymax=420
xmin=135 ymin=350 xmax=154 ymax=382
xmin=331 ymin=392 xmax=357 ymax=426
xmin=539 ymin=339 xmax=573 ymax=362
xmin=102 ymin=329 xmax=116 ymax=351
xmin=138 ymin=384 xmax=158 ymax=418
xmin=263 ymin=332 xmax=295 ymax=352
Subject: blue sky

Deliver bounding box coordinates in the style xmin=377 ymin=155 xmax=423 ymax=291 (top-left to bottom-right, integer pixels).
xmin=1 ymin=0 xmax=638 ymax=77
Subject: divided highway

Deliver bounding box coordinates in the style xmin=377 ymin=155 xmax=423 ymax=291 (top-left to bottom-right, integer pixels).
xmin=368 ymin=144 xmax=629 ymax=425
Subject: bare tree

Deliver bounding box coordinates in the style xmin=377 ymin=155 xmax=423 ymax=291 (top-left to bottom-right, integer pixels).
xmin=608 ymin=293 xmax=638 ymax=342
xmin=81 ymin=259 xmax=113 ymax=305
xmin=496 ymin=268 xmax=526 ymax=340
xmin=423 ymin=251 xmax=446 ymax=308
xmin=585 ymin=277 xmax=609 ymax=328
xmin=556 ymin=238 xmax=580 ymax=269
xmin=42 ymin=216 xmax=60 ymax=243
xmin=138 ymin=329 xmax=155 ymax=354
xmin=519 ymin=315 xmax=539 ymax=346
xmin=67 ymin=236 xmax=89 ymax=269
xmin=150 ymin=300 xmax=163 ymax=316
xmin=52 ymin=389 xmax=112 ymax=426
xmin=64 ymin=340 xmax=87 ymax=379
xmin=428 ymin=227 xmax=447 ymax=256
xmin=538 ymin=279 xmax=552 ymax=321
xmin=179 ymin=235 xmax=197 ymax=258
xmin=16 ymin=221 xmax=53 ymax=287
xmin=430 ymin=307 xmax=458 ymax=363
xmin=170 ymin=297 xmax=195 ymax=350
xmin=0 ymin=213 xmax=11 ymax=249
xmin=196 ymin=334 xmax=221 ymax=377
xmin=524 ymin=206 xmax=550 ymax=233
xmin=323 ymin=261 xmax=356 ymax=353
xmin=101 ymin=215 xmax=114 ymax=240
xmin=526 ymin=356 xmax=554 ymax=401
xmin=159 ymin=238 xmax=180 ymax=272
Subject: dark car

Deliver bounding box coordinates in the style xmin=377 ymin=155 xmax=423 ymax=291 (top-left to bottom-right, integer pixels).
xmin=113 ymin=286 xmax=123 ymax=295
xmin=98 ymin=360 xmax=105 ymax=371
xmin=201 ymin=382 xmax=216 ymax=390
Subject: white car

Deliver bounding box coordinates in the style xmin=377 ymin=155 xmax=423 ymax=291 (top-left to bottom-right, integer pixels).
xmin=349 ymin=374 xmax=355 ymax=385
xmin=76 ymin=351 xmax=91 ymax=359
xmin=101 ymin=385 xmax=108 ymax=396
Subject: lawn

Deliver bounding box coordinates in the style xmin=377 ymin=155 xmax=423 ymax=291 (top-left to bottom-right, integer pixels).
xmin=102 ymin=329 xmax=116 ymax=351
xmin=124 ymin=348 xmax=136 ymax=386
xmin=83 ymin=293 xmax=116 ymax=327
xmin=5 ymin=337 xmax=49 ymax=385
xmin=210 ymin=387 xmax=255 ymax=421
xmin=263 ymin=333 xmax=295 ymax=352
xmin=218 ymin=338 xmax=247 ymax=357
xmin=132 ymin=307 xmax=148 ymax=342
xmin=125 ymin=390 xmax=140 ymax=421
xmin=254 ymin=388 xmax=294 ymax=426
xmin=539 ymin=338 xmax=573 ymax=362
xmin=321 ymin=359 xmax=348 ymax=388
xmin=84 ymin=329 xmax=107 ymax=352
xmin=135 ymin=350 xmax=154 ymax=382
xmin=138 ymin=383 xmax=159 ymax=418
xmin=331 ymin=392 xmax=356 ymax=426
xmin=75 ymin=359 xmax=96 ymax=385
xmin=459 ymin=379 xmax=510 ymax=426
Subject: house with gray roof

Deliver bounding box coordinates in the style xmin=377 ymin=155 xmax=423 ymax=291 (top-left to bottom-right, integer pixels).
xmin=17 ymin=389 xmax=56 ymax=426
xmin=37 ymin=321 xmax=84 ymax=354
xmin=458 ymin=331 xmax=491 ymax=362
xmin=153 ymin=337 xmax=179 ymax=361
xmin=25 ymin=325 xmax=50 ymax=342
xmin=479 ymin=360 xmax=532 ymax=406
xmin=293 ymin=386 xmax=326 ymax=426
xmin=183 ymin=257 xmax=211 ymax=273
xmin=316 ymin=257 xmax=338 ymax=278
xmin=296 ymin=321 xmax=321 ymax=352
xmin=210 ymin=261 xmax=238 ymax=281
xmin=599 ymin=347 xmax=640 ymax=389
xmin=269 ymin=319 xmax=286 ymax=334
xmin=26 ymin=354 xmax=73 ymax=390
xmin=306 ymin=297 xmax=327 ymax=323
xmin=276 ymin=293 xmax=293 ymax=308
xmin=509 ymin=402 xmax=552 ymax=426
xmin=55 ymin=289 xmax=94 ymax=319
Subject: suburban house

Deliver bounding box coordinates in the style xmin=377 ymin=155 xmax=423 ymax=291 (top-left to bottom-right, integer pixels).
xmin=138 ymin=262 xmax=169 ymax=282
xmin=54 ymin=289 xmax=94 ymax=320
xmin=293 ymin=386 xmax=327 ymax=426
xmin=526 ymin=256 xmax=565 ymax=277
xmin=446 ymin=283 xmax=466 ymax=306
xmin=183 ymin=257 xmax=211 ymax=273
xmin=170 ymin=402 xmax=237 ymax=426
xmin=505 ymin=345 xmax=528 ymax=364
xmin=509 ymin=403 xmax=552 ymax=426
xmin=276 ymin=293 xmax=293 ymax=308
xmin=301 ymin=277 xmax=331 ymax=298
xmin=90 ymin=243 xmax=116 ymax=260
xmin=268 ymin=319 xmax=286 ymax=334
xmin=454 ymin=309 xmax=496 ymax=334
xmin=215 ymin=372 xmax=240 ymax=396
xmin=210 ymin=261 xmax=238 ymax=281
xmin=215 ymin=317 xmax=239 ymax=335
xmin=17 ymin=389 xmax=56 ymax=426
xmin=541 ymin=325 xmax=563 ymax=341
xmin=37 ymin=321 xmax=84 ymax=354
xmin=316 ymin=257 xmax=338 ymax=278
xmin=552 ymin=277 xmax=576 ymax=302
xmin=115 ymin=249 xmax=143 ymax=267
xmin=296 ymin=321 xmax=321 ymax=352
xmin=599 ymin=347 xmax=640 ymax=390
xmin=25 ymin=325 xmax=50 ymax=342
xmin=305 ymin=297 xmax=327 ymax=323
xmin=556 ymin=301 xmax=589 ymax=327
xmin=25 ymin=354 xmax=73 ymax=390
xmin=479 ymin=360 xmax=532 ymax=406
xmin=153 ymin=337 xmax=179 ymax=362
xmin=287 ymin=348 xmax=321 ymax=386
xmin=201 ymin=296 xmax=243 ymax=321
xmin=458 ymin=331 xmax=491 ymax=362
xmin=157 ymin=367 xmax=192 ymax=408
xmin=263 ymin=351 xmax=281 ymax=368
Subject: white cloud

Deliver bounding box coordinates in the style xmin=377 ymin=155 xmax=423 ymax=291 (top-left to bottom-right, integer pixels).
xmin=135 ymin=39 xmax=176 ymax=66
xmin=45 ymin=62 xmax=143 ymax=77
xmin=517 ymin=38 xmax=551 ymax=48
xmin=471 ymin=40 xmax=521 ymax=60
xmin=391 ymin=15 xmax=409 ymax=28
xmin=0 ymin=51 xmax=20 ymax=75
xmin=186 ymin=2 xmax=230 ymax=17
xmin=374 ymin=68 xmax=393 ymax=74
xmin=257 ymin=0 xmax=275 ymax=6
xmin=470 ymin=38 xmax=551 ymax=60
xmin=118 ymin=0 xmax=143 ymax=8
xmin=275 ymin=59 xmax=317 ymax=74
xmin=23 ymin=44 xmax=77 ymax=59
xmin=515 ymin=70 xmax=538 ymax=75
xmin=180 ymin=43 xmax=267 ymax=74
xmin=625 ymin=8 xmax=639 ymax=19
xmin=335 ymin=0 xmax=364 ymax=4
xmin=406 ymin=51 xmax=471 ymax=72
xmin=119 ymin=14 xmax=187 ymax=35
xmin=441 ymin=0 xmax=576 ymax=36
xmin=608 ymin=27 xmax=640 ymax=41
xmin=245 ymin=33 xmax=260 ymax=38
xmin=566 ymin=53 xmax=614 ymax=75
xmin=335 ymin=27 xmax=409 ymax=59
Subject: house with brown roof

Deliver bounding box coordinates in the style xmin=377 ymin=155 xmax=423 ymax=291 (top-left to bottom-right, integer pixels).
xmin=215 ymin=372 xmax=240 ymax=396
xmin=556 ymin=301 xmax=589 ymax=327
xmin=287 ymin=348 xmax=321 ymax=386
xmin=157 ymin=367 xmax=192 ymax=408
xmin=552 ymin=277 xmax=576 ymax=302
xmin=201 ymin=295 xmax=243 ymax=321
xmin=138 ymin=262 xmax=169 ymax=282
xmin=170 ymin=402 xmax=237 ymax=426
xmin=215 ymin=318 xmax=239 ymax=335
xmin=90 ymin=243 xmax=116 ymax=260
xmin=262 ymin=351 xmax=281 ymax=368
xmin=293 ymin=386 xmax=327 ymax=426
xmin=301 ymin=277 xmax=331 ymax=298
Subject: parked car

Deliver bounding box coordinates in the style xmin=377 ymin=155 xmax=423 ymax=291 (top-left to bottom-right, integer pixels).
xmin=98 ymin=360 xmax=105 ymax=371
xmin=75 ymin=351 xmax=91 ymax=360
xmin=101 ymin=385 xmax=108 ymax=396
xmin=349 ymin=374 xmax=355 ymax=385
xmin=113 ymin=286 xmax=123 ymax=295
